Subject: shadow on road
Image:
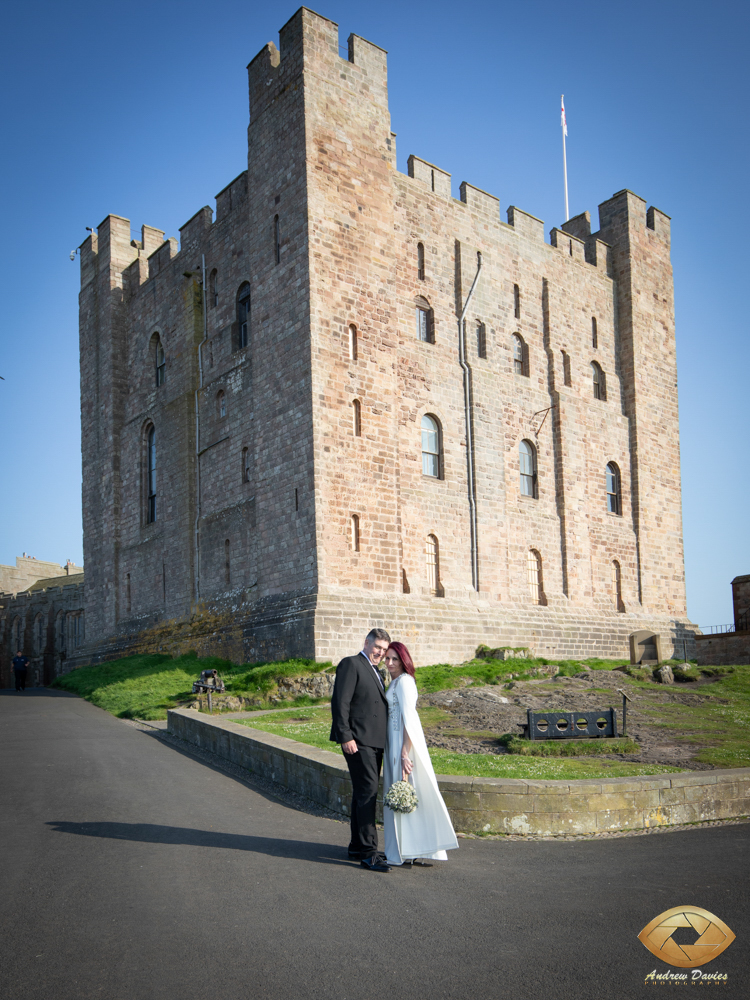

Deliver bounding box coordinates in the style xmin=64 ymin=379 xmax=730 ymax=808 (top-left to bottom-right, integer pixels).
xmin=0 ymin=688 xmax=78 ymax=697
xmin=46 ymin=821 xmax=353 ymax=865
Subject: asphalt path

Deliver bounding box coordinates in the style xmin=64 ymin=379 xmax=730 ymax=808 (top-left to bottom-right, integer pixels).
xmin=1 ymin=689 xmax=747 ymax=1000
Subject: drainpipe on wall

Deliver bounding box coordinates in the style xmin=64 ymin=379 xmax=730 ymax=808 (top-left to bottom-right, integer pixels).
xmin=457 ymin=249 xmax=482 ymax=591
xmin=194 ymin=254 xmax=208 ymax=602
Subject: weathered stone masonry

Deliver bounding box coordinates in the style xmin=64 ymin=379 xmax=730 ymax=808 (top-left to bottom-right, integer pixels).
xmin=75 ymin=7 xmax=696 ymax=669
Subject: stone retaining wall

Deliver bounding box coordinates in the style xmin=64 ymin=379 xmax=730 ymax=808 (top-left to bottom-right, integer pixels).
xmin=695 ymin=631 xmax=750 ymax=666
xmin=167 ymin=709 xmax=750 ymax=836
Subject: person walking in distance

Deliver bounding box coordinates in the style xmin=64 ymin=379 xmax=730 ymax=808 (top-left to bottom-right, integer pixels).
xmin=330 ymin=628 xmax=391 ymax=872
xmin=12 ymin=651 xmax=29 ymax=692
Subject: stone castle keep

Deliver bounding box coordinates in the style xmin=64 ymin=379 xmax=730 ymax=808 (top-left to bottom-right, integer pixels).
xmin=74 ymin=6 xmax=695 ymax=669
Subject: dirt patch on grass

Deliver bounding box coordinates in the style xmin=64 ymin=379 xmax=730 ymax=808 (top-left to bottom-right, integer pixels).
xmin=420 ymin=668 xmax=729 ymax=770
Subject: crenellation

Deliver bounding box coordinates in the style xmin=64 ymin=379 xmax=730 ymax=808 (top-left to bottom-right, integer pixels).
xmin=147 ymin=237 xmax=179 ymax=279
xmin=507 ymin=205 xmax=545 ymax=243
xmin=407 ymin=155 xmax=452 ymax=199
xmin=178 ymin=206 xmax=213 ymax=250
xmin=549 ymin=227 xmax=586 ymax=263
xmin=459 ymin=182 xmax=500 ymax=224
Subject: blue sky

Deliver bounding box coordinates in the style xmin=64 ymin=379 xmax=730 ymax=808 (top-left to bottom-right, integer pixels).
xmin=0 ymin=0 xmax=747 ymax=626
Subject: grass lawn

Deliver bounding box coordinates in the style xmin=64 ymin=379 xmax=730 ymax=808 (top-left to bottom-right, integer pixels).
xmin=236 ymin=706 xmax=683 ymax=780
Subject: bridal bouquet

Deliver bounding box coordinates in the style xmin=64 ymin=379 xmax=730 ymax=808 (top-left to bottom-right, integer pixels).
xmin=384 ymin=780 xmax=418 ymax=814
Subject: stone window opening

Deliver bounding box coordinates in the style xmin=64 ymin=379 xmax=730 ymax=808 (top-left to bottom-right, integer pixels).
xmin=34 ymin=613 xmax=44 ymax=654
xmin=236 ymin=283 xmax=251 ymax=350
xmin=426 ymin=534 xmax=443 ymax=597
xmin=55 ymin=611 xmax=66 ymax=654
xmin=592 ymin=361 xmax=606 ymax=400
xmin=242 ymin=447 xmax=250 ymax=483
xmin=274 ymin=214 xmax=281 ymax=265
xmin=348 ymin=324 xmax=358 ymax=361
xmin=561 ymin=350 xmax=572 ymax=387
xmin=224 ymin=539 xmax=231 ymax=585
xmin=146 ymin=424 xmax=156 ymax=524
xmin=519 ymin=439 xmax=538 ymax=498
xmin=613 ymin=560 xmax=625 ymax=612
xmin=421 ymin=414 xmax=442 ymax=478
xmin=514 ymin=283 xmax=521 ymax=319
xmin=477 ymin=321 xmax=487 ymax=359
xmin=71 ymin=613 xmax=84 ymax=649
xmin=606 ymin=462 xmax=621 ymax=515
xmin=417 ymin=242 xmax=425 ymax=281
xmin=415 ymin=297 xmax=435 ymax=344
xmin=11 ymin=615 xmax=22 ymax=653
xmin=352 ymin=399 xmax=362 ymax=437
xmin=126 ymin=573 xmax=131 ymax=613
xmin=350 ymin=514 xmax=360 ymax=552
xmin=512 ymin=333 xmax=528 ymax=376
xmin=430 ymin=169 xmax=435 ymax=192
xmin=217 ymin=390 xmax=227 ymax=419
xmin=209 ymin=269 xmax=218 ymax=308
xmin=402 ymin=569 xmax=411 ymax=594
xmin=527 ymin=549 xmax=546 ymax=605
xmin=153 ymin=334 xmax=166 ymax=387
xmin=592 ymin=316 xmax=598 ymax=349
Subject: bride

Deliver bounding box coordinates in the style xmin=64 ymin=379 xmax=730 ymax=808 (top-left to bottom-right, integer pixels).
xmin=383 ymin=642 xmax=458 ymax=866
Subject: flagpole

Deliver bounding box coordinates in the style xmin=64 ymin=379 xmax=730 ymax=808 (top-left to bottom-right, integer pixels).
xmin=561 ymin=94 xmax=569 ymax=222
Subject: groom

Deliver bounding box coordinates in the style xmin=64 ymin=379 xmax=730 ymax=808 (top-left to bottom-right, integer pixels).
xmin=330 ymin=628 xmax=391 ymax=872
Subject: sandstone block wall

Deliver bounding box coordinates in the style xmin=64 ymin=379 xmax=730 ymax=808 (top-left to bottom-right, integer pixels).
xmin=75 ymin=7 xmax=695 ymax=671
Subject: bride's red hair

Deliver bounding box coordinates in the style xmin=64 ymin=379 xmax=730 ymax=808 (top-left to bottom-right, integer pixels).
xmin=386 ymin=641 xmax=415 ymax=678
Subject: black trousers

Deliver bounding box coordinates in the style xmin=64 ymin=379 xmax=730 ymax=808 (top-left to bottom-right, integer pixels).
xmin=14 ymin=671 xmax=26 ymax=691
xmin=344 ymin=743 xmax=383 ymax=858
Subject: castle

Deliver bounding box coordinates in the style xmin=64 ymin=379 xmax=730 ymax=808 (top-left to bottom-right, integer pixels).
xmin=71 ymin=7 xmax=695 ymax=669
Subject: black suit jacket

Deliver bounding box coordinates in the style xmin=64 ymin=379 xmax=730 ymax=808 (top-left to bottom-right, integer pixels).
xmin=329 ymin=653 xmax=388 ymax=749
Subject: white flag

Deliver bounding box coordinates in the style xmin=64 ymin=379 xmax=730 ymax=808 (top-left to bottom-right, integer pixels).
xmin=561 ymin=95 xmax=568 ymax=137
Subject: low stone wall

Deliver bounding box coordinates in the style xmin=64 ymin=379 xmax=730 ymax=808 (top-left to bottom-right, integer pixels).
xmin=166 ymin=709 xmax=750 ymax=836
xmin=695 ymin=631 xmax=750 ymax=666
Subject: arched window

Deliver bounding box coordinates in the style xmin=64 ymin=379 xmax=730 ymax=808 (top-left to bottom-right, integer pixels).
xmin=352 ymin=399 xmax=361 ymax=437
xmin=592 ymin=316 xmax=598 ymax=349
xmin=209 ymin=269 xmax=218 ymax=308
xmin=592 ymin=361 xmax=606 ymax=400
xmin=224 ymin=539 xmax=231 ymax=585
xmin=236 ymin=283 xmax=251 ymax=349
xmin=606 ymin=463 xmax=621 ymax=515
xmin=561 ymin=350 xmax=571 ymax=386
xmin=273 ymin=214 xmax=281 ymax=265
xmin=426 ymin=534 xmax=443 ymax=597
xmin=34 ymin=613 xmax=44 ymax=654
xmin=421 ymin=414 xmax=441 ymax=478
xmin=11 ymin=615 xmax=22 ymax=652
xmin=242 ymin=447 xmax=250 ymax=484
xmin=217 ymin=390 xmax=226 ymax=418
xmin=350 ymin=514 xmax=360 ymax=552
xmin=415 ymin=298 xmax=434 ymax=343
xmin=154 ymin=335 xmax=165 ymax=386
xmin=348 ymin=324 xmax=358 ymax=361
xmin=417 ymin=242 xmax=425 ymax=281
xmin=519 ymin=440 xmax=537 ymax=498
xmin=527 ymin=549 xmax=545 ymax=605
xmin=514 ymin=283 xmax=521 ymax=319
xmin=146 ymin=425 xmax=156 ymax=523
xmin=477 ymin=321 xmax=487 ymax=359
xmin=612 ymin=560 xmax=625 ymax=612
xmin=512 ymin=334 xmax=527 ymax=376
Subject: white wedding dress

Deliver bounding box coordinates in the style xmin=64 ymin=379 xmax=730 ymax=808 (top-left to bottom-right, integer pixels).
xmin=383 ymin=673 xmax=458 ymax=865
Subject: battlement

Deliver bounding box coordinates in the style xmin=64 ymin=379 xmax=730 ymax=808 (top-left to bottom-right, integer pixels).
xmin=407 ymin=156 xmax=451 ymax=199
xmin=215 ymin=172 xmax=248 ymax=222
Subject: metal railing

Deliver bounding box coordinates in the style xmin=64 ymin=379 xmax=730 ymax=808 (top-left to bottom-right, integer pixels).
xmin=701 ymin=613 xmax=748 ymax=635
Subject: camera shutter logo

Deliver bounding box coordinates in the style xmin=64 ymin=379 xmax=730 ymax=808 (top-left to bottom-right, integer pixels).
xmin=638 ymin=906 xmax=735 ymax=968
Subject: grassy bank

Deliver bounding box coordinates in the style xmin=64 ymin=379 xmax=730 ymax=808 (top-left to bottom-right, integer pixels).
xmin=236 ymin=706 xmax=683 ymax=780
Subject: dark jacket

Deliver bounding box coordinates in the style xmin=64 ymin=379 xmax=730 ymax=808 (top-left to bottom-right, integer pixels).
xmin=329 ymin=653 xmax=388 ymax=749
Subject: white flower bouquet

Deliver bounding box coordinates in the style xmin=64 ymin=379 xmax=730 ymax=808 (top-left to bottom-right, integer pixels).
xmin=384 ymin=779 xmax=418 ymax=814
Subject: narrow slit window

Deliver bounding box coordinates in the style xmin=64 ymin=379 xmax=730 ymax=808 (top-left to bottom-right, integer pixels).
xmin=527 ymin=550 xmax=545 ymax=605
xmin=416 ymin=304 xmax=434 ymax=343
xmin=613 ymin=560 xmax=625 ymax=612
xmin=417 ymin=242 xmax=425 ymax=281
xmin=592 ymin=361 xmax=606 ymax=400
xmin=224 ymin=539 xmax=231 ymax=585
xmin=350 ymin=514 xmax=360 ymax=552
xmin=348 ymin=324 xmax=358 ymax=361
xmin=274 ymin=214 xmax=281 ymax=264
xmin=242 ymin=447 xmax=250 ymax=483
xmin=237 ymin=283 xmax=250 ymax=349
xmin=155 ymin=336 xmax=165 ymax=386
xmin=421 ymin=414 xmax=441 ymax=478
xmin=426 ymin=534 xmax=442 ymax=597
xmin=352 ymin=399 xmax=361 ymax=437
xmin=147 ymin=426 xmax=156 ymax=523
xmin=606 ymin=463 xmax=621 ymax=515
xmin=592 ymin=316 xmax=598 ymax=349
xmin=512 ymin=334 xmax=527 ymax=376
xmin=209 ymin=269 xmax=218 ymax=308
xmin=561 ymin=350 xmax=572 ymax=386
xmin=477 ymin=321 xmax=487 ymax=359
xmin=126 ymin=573 xmax=131 ymax=613
xmin=519 ymin=439 xmax=538 ymax=498
xmin=217 ymin=390 xmax=226 ymax=418
xmin=514 ymin=284 xmax=521 ymax=319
